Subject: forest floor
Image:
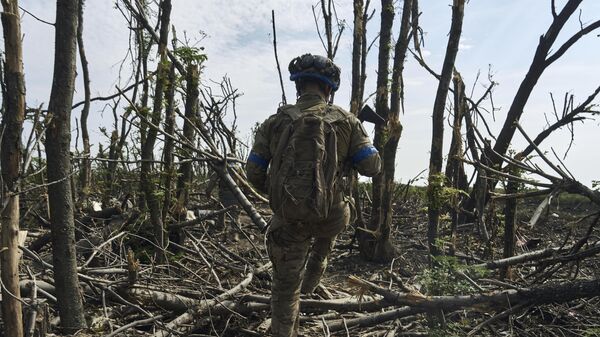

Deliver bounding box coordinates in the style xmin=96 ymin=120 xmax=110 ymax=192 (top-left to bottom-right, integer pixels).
xmin=13 ymin=188 xmax=600 ymax=337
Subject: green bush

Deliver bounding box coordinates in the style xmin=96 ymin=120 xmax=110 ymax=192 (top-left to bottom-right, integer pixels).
xmin=418 ymin=255 xmax=488 ymax=296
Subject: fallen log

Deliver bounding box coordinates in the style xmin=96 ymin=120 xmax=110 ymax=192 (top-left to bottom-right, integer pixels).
xmin=151 ymin=269 xmax=259 ymax=337
xmin=473 ymin=241 xmax=600 ymax=270
xmin=321 ymin=306 xmax=421 ymax=333
xmin=242 ymin=294 xmax=393 ymax=313
xmin=122 ymin=288 xmax=196 ymax=312
xmin=168 ymin=205 xmax=237 ymax=230
xmin=349 ymin=275 xmax=600 ymax=311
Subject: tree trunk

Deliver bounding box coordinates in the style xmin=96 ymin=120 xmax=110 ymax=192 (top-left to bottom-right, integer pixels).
xmin=374 ymin=0 xmax=412 ymax=262
xmin=1 ymin=1 xmax=25 ymax=335
xmin=45 ymin=0 xmax=86 ymax=332
xmin=140 ymin=0 xmax=171 ymax=255
xmin=445 ymin=73 xmax=469 ymax=253
xmin=348 ymin=0 xmax=366 ymax=247
xmin=175 ymin=62 xmax=200 ymax=214
xmin=320 ymin=0 xmax=333 ymax=59
xmin=466 ymin=0 xmax=589 ymax=218
xmin=162 ymin=62 xmax=177 ymax=222
xmin=501 ymin=168 xmax=518 ymax=280
xmin=77 ymin=0 xmax=91 ymax=201
xmin=359 ymin=0 xmax=393 ymax=260
xmin=426 ymin=0 xmax=464 ymax=256
xmin=359 ymin=0 xmax=370 ymax=105
xmin=349 ymin=0 xmax=364 ymax=117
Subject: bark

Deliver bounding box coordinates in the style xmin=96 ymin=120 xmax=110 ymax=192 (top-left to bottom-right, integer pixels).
xmin=359 ymin=0 xmax=393 ymax=260
xmin=44 ymin=0 xmax=86 ymax=332
xmin=123 ymin=287 xmax=196 ymax=312
xmin=161 ymin=62 xmax=177 ymax=222
xmin=501 ymin=168 xmax=518 ymax=280
xmin=137 ymin=0 xmax=150 ymax=147
xmin=359 ymin=0 xmax=370 ymax=104
xmin=1 ymin=1 xmax=25 ymax=335
xmin=445 ymin=73 xmax=469 ymax=252
xmin=243 ymin=294 xmax=392 ymax=314
xmin=349 ymin=0 xmax=364 ymax=116
xmin=77 ymin=0 xmax=91 ymax=200
xmin=351 ymin=275 xmax=600 ymax=312
xmin=374 ymin=0 xmax=412 ymax=262
xmin=324 ymin=306 xmax=420 ymax=333
xmin=426 ymin=0 xmax=464 ymax=256
xmin=175 ymin=62 xmax=199 ymax=215
xmin=474 ymin=241 xmax=600 ymax=270
xmin=349 ymin=0 xmax=368 ymax=245
xmin=140 ymin=0 xmax=171 ymax=255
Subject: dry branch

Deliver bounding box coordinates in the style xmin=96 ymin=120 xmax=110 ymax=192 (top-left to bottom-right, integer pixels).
xmin=168 ymin=205 xmax=237 ymax=230
xmin=350 ymin=275 xmax=600 ymax=311
xmin=151 ymin=268 xmax=261 ymax=336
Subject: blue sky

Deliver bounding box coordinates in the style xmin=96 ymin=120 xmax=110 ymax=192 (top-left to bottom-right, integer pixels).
xmin=14 ymin=0 xmax=600 ymax=186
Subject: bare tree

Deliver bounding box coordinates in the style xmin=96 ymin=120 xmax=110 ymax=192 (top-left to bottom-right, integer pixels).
xmin=139 ymin=0 xmax=171 ymax=256
xmin=175 ymin=61 xmax=200 ymax=214
xmin=349 ymin=0 xmax=365 ymax=116
xmin=77 ymin=0 xmax=91 ymax=201
xmin=313 ymin=0 xmax=344 ymax=60
xmin=444 ymin=72 xmax=469 ymax=253
xmin=1 ymin=0 xmax=25 ymax=335
xmin=348 ymin=0 xmax=368 ymax=241
xmin=44 ymin=0 xmax=86 ymax=332
xmin=359 ymin=0 xmax=393 ymax=261
xmin=376 ymin=0 xmax=413 ymax=261
xmin=468 ymin=0 xmax=600 ymax=215
xmin=426 ymin=0 xmax=464 ymax=256
xmin=162 ymin=59 xmax=177 ymax=222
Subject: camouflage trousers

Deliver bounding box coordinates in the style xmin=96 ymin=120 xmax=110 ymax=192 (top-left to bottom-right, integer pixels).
xmin=266 ymin=202 xmax=350 ymax=337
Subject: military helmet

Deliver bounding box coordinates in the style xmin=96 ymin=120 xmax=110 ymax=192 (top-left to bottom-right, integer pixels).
xmin=288 ymin=53 xmax=341 ymax=91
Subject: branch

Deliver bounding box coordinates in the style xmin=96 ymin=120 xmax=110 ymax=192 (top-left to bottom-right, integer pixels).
xmin=545 ymin=19 xmax=600 ymax=66
xmin=271 ymin=10 xmax=286 ymax=105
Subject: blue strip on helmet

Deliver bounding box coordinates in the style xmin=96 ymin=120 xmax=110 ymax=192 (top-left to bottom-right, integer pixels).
xmin=248 ymin=151 xmax=269 ymax=170
xmin=352 ymin=145 xmax=378 ymax=164
xmin=290 ymin=72 xmax=339 ymax=91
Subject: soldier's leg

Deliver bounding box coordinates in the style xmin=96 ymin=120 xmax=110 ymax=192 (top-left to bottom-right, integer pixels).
xmin=267 ymin=219 xmax=311 ymax=337
xmin=301 ymin=201 xmax=351 ymax=294
xmin=300 ymin=236 xmax=336 ymax=294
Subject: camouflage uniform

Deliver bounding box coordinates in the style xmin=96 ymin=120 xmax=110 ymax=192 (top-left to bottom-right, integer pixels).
xmin=246 ymin=93 xmax=381 ymax=337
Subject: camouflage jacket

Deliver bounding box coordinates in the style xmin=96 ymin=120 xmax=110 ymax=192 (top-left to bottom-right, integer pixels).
xmin=246 ymin=93 xmax=381 ymax=196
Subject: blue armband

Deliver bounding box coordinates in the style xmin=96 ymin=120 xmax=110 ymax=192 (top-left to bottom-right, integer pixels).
xmin=352 ymin=145 xmax=378 ymax=164
xmin=248 ymin=151 xmax=269 ymax=170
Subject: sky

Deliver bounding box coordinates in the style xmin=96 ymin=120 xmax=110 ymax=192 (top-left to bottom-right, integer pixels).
xmin=13 ymin=0 xmax=600 ymax=187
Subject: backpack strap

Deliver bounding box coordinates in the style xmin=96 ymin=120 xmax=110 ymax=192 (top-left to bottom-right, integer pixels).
xmin=278 ymin=105 xmax=302 ymax=121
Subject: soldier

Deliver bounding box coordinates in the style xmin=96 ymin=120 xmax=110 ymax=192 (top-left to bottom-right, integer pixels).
xmin=246 ymin=53 xmax=381 ymax=337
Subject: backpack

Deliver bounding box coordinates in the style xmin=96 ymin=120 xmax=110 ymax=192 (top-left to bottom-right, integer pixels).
xmin=268 ymin=105 xmax=341 ymax=223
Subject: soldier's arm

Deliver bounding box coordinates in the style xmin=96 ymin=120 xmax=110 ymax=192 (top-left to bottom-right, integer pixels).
xmin=349 ymin=118 xmax=382 ymax=177
xmin=246 ymin=119 xmax=272 ymax=194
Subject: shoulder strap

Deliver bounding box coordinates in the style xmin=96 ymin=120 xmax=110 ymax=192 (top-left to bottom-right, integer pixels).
xmin=279 ymin=105 xmax=302 ymax=121
xmin=323 ymin=105 xmax=348 ymax=124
